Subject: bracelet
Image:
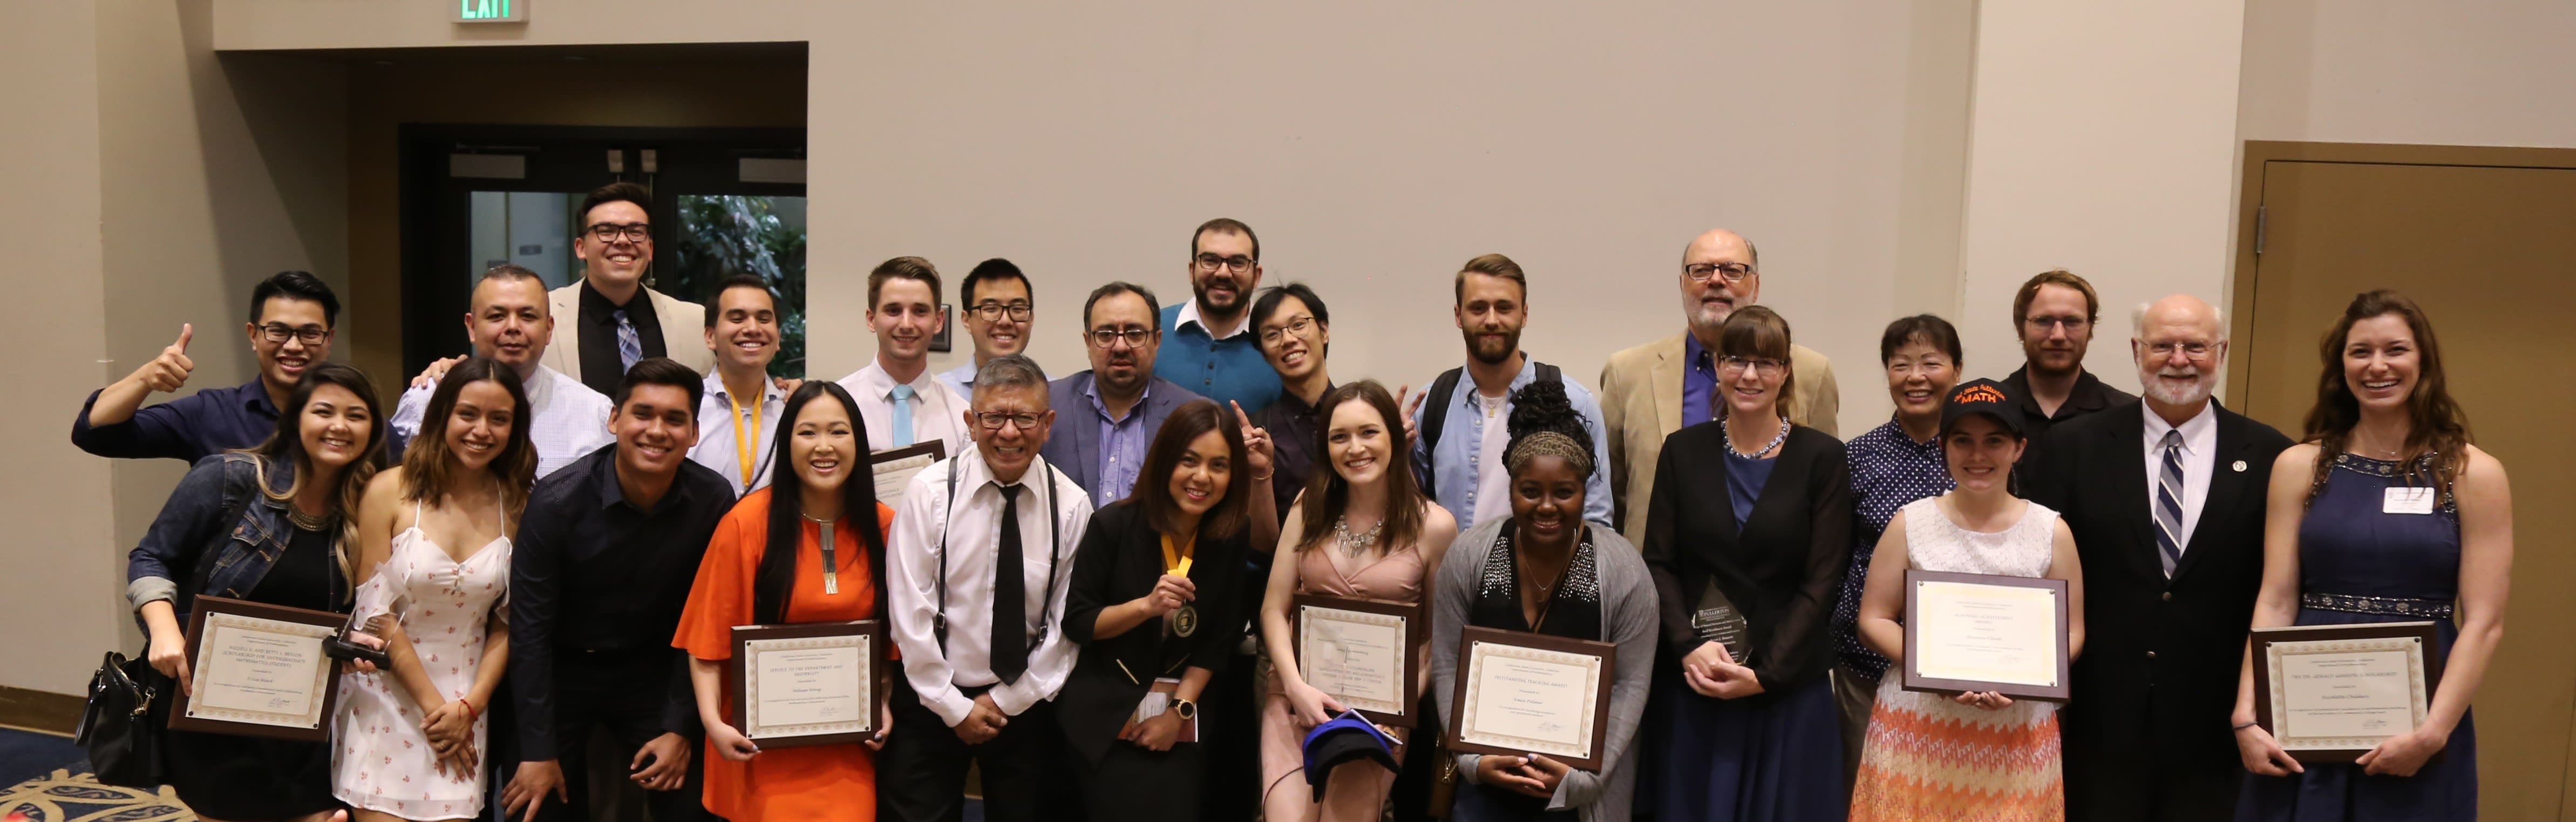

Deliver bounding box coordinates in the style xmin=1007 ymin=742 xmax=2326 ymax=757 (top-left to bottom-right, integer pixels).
xmin=463 ymin=700 xmax=480 ymax=721
xmin=2232 ymin=720 xmax=2258 ymax=730
xmin=1250 ymin=472 xmax=1274 ymax=483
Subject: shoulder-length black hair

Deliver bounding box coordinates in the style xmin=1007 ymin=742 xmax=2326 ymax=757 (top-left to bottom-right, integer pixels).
xmin=753 ymin=381 xmax=890 ymax=626
xmin=1124 ymin=399 xmax=1250 ymax=542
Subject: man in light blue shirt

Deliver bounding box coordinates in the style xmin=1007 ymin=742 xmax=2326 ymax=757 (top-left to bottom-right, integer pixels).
xmin=936 ymin=259 xmax=1044 ymax=400
xmin=1154 ymin=218 xmax=1282 ymax=412
xmin=689 ymin=274 xmax=790 ymax=494
xmin=1410 ymin=254 xmax=1614 ymax=529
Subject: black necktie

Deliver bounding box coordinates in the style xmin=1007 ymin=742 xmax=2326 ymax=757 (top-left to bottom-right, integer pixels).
xmin=991 ymin=484 xmax=1029 ymax=684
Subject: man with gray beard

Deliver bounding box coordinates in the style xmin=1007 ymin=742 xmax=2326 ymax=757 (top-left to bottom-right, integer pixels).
xmin=2024 ymin=295 xmax=2292 ymax=822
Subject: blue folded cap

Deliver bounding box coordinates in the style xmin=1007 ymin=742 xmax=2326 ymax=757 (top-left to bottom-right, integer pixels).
xmin=1301 ymin=710 xmax=1398 ymax=801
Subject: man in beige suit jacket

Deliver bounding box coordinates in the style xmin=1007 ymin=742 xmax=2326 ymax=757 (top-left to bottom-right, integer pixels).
xmin=540 ymin=181 xmax=716 ymax=394
xmin=1599 ymin=229 xmax=1839 ymax=545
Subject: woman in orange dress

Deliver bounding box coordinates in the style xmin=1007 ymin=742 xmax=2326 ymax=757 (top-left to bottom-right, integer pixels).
xmin=674 ymin=382 xmax=895 ymax=821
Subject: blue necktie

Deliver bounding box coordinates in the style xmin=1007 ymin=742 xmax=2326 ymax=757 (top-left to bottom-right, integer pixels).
xmin=890 ymin=384 xmax=916 ymax=447
xmin=2154 ymin=430 xmax=2186 ymax=578
xmin=612 ymin=309 xmax=643 ymax=373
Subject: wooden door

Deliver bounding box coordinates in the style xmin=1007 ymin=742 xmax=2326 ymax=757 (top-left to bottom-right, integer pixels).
xmin=2234 ymin=144 xmax=2576 ymax=819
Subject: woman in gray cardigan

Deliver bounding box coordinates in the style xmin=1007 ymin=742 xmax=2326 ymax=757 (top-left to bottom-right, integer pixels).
xmin=1429 ymin=380 xmax=1656 ymax=822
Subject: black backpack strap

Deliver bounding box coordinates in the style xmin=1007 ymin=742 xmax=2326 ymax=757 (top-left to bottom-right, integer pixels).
xmin=1535 ymin=361 xmax=1561 ymax=387
xmin=1419 ymin=368 xmax=1465 ymax=491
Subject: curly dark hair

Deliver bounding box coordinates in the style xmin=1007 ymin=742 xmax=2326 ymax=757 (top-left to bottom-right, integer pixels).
xmin=1504 ymin=379 xmax=1596 ymax=479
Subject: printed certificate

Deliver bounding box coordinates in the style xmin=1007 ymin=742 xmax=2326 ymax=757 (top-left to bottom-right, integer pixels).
xmin=1901 ymin=570 xmax=2072 ymax=702
xmin=1293 ymin=595 xmax=1424 ymax=726
xmin=1444 ymin=627 xmax=1615 ymax=771
xmin=2253 ymin=621 xmax=2441 ymax=763
xmin=731 ymin=621 xmax=881 ymax=748
xmin=168 ymin=596 xmax=344 ymax=741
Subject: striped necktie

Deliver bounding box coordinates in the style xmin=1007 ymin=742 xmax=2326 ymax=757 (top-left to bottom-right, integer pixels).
xmin=611 ymin=308 xmax=643 ymax=373
xmin=2153 ymin=430 xmax=2186 ymax=578
xmin=890 ymin=384 xmax=916 ymax=447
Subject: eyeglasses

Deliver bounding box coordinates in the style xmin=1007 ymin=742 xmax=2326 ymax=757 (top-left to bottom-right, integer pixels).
xmin=1259 ymin=315 xmax=1316 ymax=347
xmin=975 ymin=411 xmax=1043 ymax=431
xmin=2145 ymin=341 xmax=2216 ymax=359
xmin=1088 ymin=328 xmax=1154 ymax=348
xmin=1683 ymin=262 xmax=1755 ymax=283
xmin=2023 ymin=316 xmax=2089 ymax=331
xmin=259 ymin=324 xmax=330 ymax=345
xmin=1717 ymin=355 xmax=1785 ymax=377
xmin=970 ymin=302 xmax=1034 ymax=322
xmin=586 ymin=222 xmax=651 ymax=243
xmin=1193 ymin=253 xmax=1254 ymax=274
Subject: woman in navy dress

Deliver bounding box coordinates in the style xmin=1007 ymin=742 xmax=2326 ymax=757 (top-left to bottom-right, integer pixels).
xmin=1642 ymin=307 xmax=1852 ymax=822
xmin=2232 ymin=290 xmax=2513 ymax=821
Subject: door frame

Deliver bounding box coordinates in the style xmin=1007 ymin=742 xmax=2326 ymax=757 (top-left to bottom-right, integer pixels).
xmin=2230 ymin=140 xmax=2576 ymax=404
xmin=396 ymin=123 xmax=805 ymax=376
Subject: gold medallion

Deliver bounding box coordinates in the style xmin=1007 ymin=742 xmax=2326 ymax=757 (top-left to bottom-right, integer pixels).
xmin=1174 ymin=604 xmax=1200 ymax=637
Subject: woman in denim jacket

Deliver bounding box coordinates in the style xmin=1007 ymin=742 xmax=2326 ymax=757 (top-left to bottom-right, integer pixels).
xmin=127 ymin=362 xmax=385 ymax=822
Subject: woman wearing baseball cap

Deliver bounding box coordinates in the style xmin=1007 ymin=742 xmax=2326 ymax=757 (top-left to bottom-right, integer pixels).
xmin=1847 ymin=378 xmax=2086 ymax=821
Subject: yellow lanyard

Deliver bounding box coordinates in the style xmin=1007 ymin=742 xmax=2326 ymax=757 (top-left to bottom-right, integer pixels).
xmin=1160 ymin=534 xmax=1195 ymax=577
xmin=728 ymin=388 xmax=764 ymax=487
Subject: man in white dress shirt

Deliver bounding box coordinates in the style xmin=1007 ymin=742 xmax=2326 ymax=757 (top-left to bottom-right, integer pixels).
xmin=837 ymin=256 xmax=973 ymax=457
xmin=687 ymin=274 xmax=789 ymax=494
xmin=883 ymin=354 xmax=1092 ymax=822
xmin=936 ymin=258 xmax=1044 ymax=400
xmin=392 ymin=265 xmax=614 ymax=479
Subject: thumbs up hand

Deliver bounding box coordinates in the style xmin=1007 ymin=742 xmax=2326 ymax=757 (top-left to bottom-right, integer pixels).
xmin=136 ymin=324 xmax=196 ymax=393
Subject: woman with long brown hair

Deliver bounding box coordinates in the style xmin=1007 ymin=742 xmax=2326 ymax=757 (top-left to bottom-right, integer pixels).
xmin=129 ymin=362 xmax=385 ymax=822
xmin=1255 ymin=381 xmax=1459 ymax=822
xmin=338 ymin=357 xmax=534 ymax=821
xmin=1058 ymin=399 xmax=1257 ymax=820
xmin=2232 ymin=290 xmax=2512 ymax=821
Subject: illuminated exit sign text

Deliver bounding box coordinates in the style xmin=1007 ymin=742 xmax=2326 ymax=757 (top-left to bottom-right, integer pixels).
xmin=455 ymin=0 xmax=527 ymax=23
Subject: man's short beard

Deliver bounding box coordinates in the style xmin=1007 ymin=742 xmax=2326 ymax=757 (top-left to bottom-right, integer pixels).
xmin=1467 ymin=334 xmax=1520 ymax=366
xmin=2140 ymin=372 xmax=2215 ymax=407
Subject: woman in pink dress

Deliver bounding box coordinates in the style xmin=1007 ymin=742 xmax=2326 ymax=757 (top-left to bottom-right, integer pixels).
xmin=1256 ymin=381 xmax=1459 ymax=822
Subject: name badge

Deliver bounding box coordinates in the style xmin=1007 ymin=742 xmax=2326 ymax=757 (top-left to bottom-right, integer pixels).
xmin=2383 ymin=487 xmax=2436 ymax=515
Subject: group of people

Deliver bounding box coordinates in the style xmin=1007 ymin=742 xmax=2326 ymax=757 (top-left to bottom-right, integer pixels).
xmin=83 ymin=182 xmax=2512 ymax=822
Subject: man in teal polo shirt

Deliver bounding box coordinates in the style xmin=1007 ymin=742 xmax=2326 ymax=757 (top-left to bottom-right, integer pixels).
xmin=1156 ymin=218 xmax=1283 ymax=412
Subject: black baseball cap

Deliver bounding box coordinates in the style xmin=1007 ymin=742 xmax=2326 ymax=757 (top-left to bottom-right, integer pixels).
xmin=1939 ymin=378 xmax=2026 ymax=438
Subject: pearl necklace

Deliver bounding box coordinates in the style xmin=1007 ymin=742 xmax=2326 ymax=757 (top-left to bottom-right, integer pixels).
xmin=1721 ymin=413 xmax=1792 ymax=459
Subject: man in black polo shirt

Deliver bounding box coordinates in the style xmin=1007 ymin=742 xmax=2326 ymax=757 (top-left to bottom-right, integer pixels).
xmin=72 ymin=270 xmax=339 ymax=461
xmin=2000 ymin=269 xmax=2135 ymax=471
xmin=502 ymin=358 xmax=735 ymax=822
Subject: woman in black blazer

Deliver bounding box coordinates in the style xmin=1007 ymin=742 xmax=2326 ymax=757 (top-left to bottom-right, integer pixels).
xmin=1642 ymin=307 xmax=1855 ymax=822
xmin=1059 ymin=400 xmax=1254 ymax=821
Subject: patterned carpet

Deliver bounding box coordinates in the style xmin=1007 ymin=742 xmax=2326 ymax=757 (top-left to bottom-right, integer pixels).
xmin=0 ymin=728 xmax=194 ymax=821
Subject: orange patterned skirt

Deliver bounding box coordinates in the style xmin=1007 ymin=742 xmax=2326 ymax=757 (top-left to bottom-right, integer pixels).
xmin=1849 ymin=677 xmax=2064 ymax=822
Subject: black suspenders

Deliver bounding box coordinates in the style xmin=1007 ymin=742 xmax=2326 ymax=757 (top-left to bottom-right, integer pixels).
xmin=930 ymin=461 xmax=1065 ymax=653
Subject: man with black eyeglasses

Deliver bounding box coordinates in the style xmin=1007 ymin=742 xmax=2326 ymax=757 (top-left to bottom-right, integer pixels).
xmin=1042 ymin=282 xmax=1204 ymax=504
xmin=938 ymin=259 xmax=1046 ymax=400
xmin=73 ymin=270 xmax=341 ymax=462
xmin=541 ymin=181 xmax=716 ymax=397
xmin=1599 ymin=228 xmax=1839 ymax=545
xmin=1155 ymin=218 xmax=1282 ymax=412
xmin=1998 ymin=269 xmax=2135 ymax=465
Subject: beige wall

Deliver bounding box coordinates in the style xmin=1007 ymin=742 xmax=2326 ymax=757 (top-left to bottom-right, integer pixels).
xmin=2240 ymin=0 xmax=2576 ymax=150
xmin=1956 ymin=0 xmax=2249 ymax=393
xmin=0 ymin=2 xmax=119 ymax=696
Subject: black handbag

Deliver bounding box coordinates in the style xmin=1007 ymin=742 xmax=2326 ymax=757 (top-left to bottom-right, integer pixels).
xmin=73 ymin=650 xmax=165 ymax=788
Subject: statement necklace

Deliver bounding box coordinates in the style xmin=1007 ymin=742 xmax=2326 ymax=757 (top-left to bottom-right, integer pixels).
xmin=1721 ymin=413 xmax=1792 ymax=459
xmin=1333 ymin=516 xmax=1385 ymax=558
xmin=287 ymin=506 xmax=336 ymax=532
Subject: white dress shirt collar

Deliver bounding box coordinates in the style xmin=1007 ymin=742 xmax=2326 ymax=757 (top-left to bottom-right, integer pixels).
xmin=1175 ymin=298 xmax=1248 ymax=340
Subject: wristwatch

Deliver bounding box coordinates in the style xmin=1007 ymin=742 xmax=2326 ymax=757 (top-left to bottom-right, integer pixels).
xmin=1171 ymin=697 xmax=1199 ymax=721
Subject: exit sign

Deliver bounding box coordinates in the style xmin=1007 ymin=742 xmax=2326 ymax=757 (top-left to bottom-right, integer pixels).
xmin=454 ymin=0 xmax=526 ymax=23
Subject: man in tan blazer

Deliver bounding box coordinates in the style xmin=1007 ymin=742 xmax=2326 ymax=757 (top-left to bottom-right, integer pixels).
xmin=1599 ymin=228 xmax=1839 ymax=545
xmin=541 ymin=181 xmax=715 ymax=394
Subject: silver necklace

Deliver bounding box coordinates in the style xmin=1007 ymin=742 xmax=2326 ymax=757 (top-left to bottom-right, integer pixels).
xmin=1720 ymin=413 xmax=1792 ymax=459
xmin=1333 ymin=515 xmax=1385 ymax=558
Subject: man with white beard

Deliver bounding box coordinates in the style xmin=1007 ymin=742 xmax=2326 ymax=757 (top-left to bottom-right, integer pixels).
xmin=2023 ymin=294 xmax=2293 ymax=822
